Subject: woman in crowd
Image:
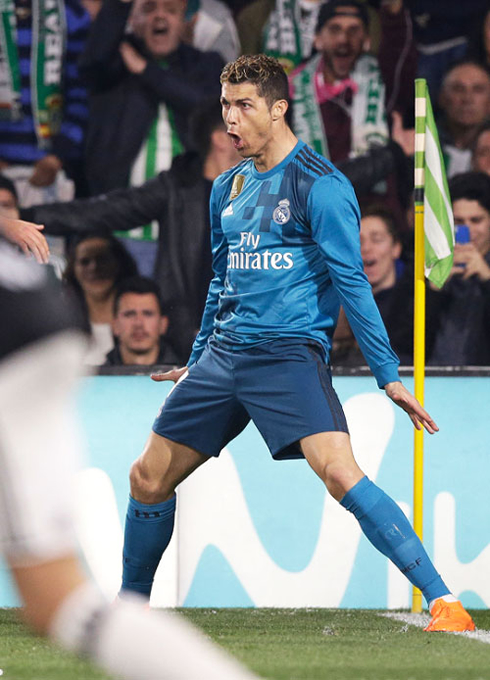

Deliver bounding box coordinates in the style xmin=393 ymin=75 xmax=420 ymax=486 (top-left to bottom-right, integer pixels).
xmin=63 ymin=232 xmax=138 ymax=364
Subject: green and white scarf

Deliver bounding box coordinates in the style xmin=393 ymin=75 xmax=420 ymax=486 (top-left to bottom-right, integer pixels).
xmin=262 ymin=0 xmax=304 ymax=74
xmin=291 ymin=52 xmax=388 ymax=159
xmin=0 ymin=0 xmax=66 ymax=148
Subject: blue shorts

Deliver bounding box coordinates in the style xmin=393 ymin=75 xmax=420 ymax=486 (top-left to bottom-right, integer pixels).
xmin=153 ymin=338 xmax=348 ymax=460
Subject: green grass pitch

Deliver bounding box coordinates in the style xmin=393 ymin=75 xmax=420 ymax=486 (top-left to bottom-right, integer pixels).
xmin=1 ymin=608 xmax=490 ymax=679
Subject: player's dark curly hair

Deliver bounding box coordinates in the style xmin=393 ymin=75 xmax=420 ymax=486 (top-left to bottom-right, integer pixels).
xmin=220 ymin=54 xmax=289 ymax=109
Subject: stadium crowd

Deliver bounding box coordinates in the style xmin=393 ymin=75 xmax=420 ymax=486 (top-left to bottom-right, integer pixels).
xmin=1 ymin=0 xmax=490 ymax=367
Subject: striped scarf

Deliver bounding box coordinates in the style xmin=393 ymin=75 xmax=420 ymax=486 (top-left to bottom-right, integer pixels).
xmin=0 ymin=0 xmax=66 ymax=148
xmin=262 ymin=0 xmax=319 ymax=74
xmin=290 ymin=52 xmax=389 ymax=159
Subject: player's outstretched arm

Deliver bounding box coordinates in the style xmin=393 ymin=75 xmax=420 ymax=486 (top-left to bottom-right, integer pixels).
xmin=0 ymin=216 xmax=50 ymax=264
xmin=151 ymin=366 xmax=188 ymax=383
xmin=384 ymin=381 xmax=439 ymax=434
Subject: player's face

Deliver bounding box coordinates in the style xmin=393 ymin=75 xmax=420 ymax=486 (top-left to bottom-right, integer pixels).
xmin=440 ymin=65 xmax=490 ymax=128
xmin=360 ymin=216 xmax=401 ymax=293
xmin=221 ymin=82 xmax=276 ymax=159
xmin=452 ymin=199 xmax=490 ymax=255
xmin=74 ymin=238 xmax=119 ymax=299
xmin=113 ymin=292 xmax=166 ymax=355
xmin=131 ymin=0 xmax=185 ymax=58
xmin=314 ymin=14 xmax=367 ymax=80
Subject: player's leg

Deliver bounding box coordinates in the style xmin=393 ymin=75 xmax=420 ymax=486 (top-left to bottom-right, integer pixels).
xmin=12 ymin=558 xmax=259 ymax=680
xmin=121 ymin=433 xmax=209 ymax=597
xmin=121 ymin=341 xmax=250 ymax=599
xmin=239 ymin=340 xmax=473 ymax=633
xmin=301 ymin=431 xmax=474 ymax=632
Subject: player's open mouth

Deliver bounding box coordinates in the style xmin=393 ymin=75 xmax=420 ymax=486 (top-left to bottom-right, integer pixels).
xmin=228 ymin=132 xmax=244 ymax=150
xmin=152 ymin=26 xmax=168 ymax=36
xmin=363 ymin=259 xmax=376 ymax=268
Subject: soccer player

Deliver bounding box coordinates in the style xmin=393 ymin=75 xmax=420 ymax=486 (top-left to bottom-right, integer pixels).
xmin=120 ymin=54 xmax=474 ymax=633
xmin=0 ymin=228 xmax=259 ymax=679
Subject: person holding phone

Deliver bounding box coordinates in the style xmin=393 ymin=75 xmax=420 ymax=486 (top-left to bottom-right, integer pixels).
xmin=427 ymin=171 xmax=490 ymax=365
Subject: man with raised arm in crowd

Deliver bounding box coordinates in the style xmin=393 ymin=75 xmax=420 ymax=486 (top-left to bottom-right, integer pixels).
xmin=79 ymin=0 xmax=224 ymax=273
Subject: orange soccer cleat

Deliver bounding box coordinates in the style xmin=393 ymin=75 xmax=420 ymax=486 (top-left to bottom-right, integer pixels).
xmin=424 ymin=599 xmax=475 ymax=633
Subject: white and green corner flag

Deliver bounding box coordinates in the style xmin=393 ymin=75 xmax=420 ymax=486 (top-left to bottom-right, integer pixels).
xmin=414 ymin=78 xmax=454 ymax=288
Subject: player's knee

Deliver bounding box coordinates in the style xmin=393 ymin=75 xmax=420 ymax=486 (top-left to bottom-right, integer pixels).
xmin=323 ymin=463 xmax=361 ymax=502
xmin=129 ymin=459 xmax=172 ymax=504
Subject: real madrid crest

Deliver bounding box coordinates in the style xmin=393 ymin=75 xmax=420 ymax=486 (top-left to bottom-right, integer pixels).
xmin=273 ymin=198 xmax=291 ymax=225
xmin=229 ymin=174 xmax=245 ymax=201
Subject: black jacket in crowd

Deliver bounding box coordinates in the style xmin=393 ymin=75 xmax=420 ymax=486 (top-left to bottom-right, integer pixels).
xmin=24 ymin=152 xmax=212 ymax=362
xmin=104 ymin=337 xmax=181 ymax=367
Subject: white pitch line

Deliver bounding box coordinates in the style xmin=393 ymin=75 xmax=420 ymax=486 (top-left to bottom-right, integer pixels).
xmin=381 ymin=612 xmax=490 ymax=644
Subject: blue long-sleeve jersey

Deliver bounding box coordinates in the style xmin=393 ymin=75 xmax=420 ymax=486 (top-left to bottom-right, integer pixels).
xmin=189 ymin=140 xmax=400 ymax=388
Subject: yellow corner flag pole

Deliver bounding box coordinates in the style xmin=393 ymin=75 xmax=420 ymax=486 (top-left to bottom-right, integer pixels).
xmin=412 ymin=80 xmax=427 ymax=613
xmin=412 ymin=78 xmax=455 ymax=612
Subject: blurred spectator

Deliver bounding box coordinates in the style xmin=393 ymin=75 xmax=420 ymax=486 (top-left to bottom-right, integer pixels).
xmin=0 ymin=1 xmax=90 ymax=205
xmin=332 ymin=204 xmax=415 ymax=365
xmin=63 ymin=232 xmax=138 ymax=365
xmin=0 ymin=175 xmax=20 ymax=219
xmin=428 ymin=171 xmax=490 ymax=366
xmin=185 ymin=0 xmax=240 ymax=62
xmin=79 ymin=0 xmax=224 ymax=274
xmin=472 ymin=120 xmax=490 ymax=174
xmin=106 ymin=275 xmax=180 ymax=365
xmin=404 ymin=0 xmax=488 ymax=102
xmin=438 ymin=60 xmax=490 ymax=178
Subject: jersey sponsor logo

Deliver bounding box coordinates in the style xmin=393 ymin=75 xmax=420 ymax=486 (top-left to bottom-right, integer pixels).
xmin=228 ymin=250 xmax=294 ymax=270
xmin=273 ymin=198 xmax=291 ymax=225
xmin=228 ymin=232 xmax=294 ymax=270
xmin=229 ymin=174 xmax=245 ymax=201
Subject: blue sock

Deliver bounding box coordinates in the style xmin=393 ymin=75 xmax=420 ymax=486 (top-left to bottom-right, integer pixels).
xmin=121 ymin=494 xmax=176 ymax=598
xmin=340 ymin=476 xmax=450 ymax=605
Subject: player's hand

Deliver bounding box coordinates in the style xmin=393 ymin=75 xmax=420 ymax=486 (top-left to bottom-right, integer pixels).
xmin=0 ymin=216 xmax=50 ymax=264
xmin=384 ymin=381 xmax=439 ymax=434
xmin=151 ymin=366 xmax=188 ymax=383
